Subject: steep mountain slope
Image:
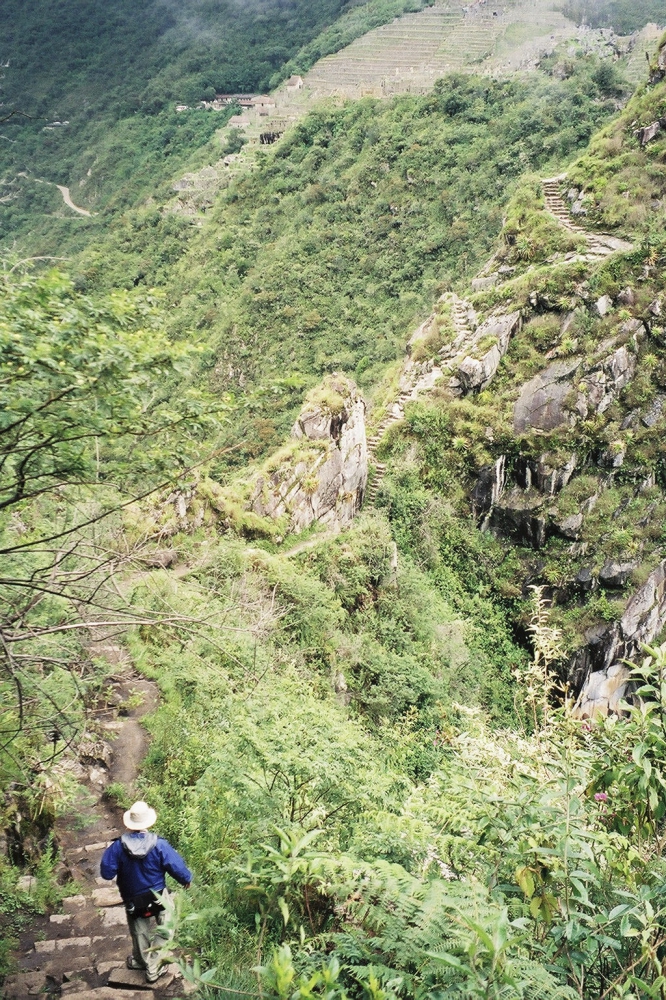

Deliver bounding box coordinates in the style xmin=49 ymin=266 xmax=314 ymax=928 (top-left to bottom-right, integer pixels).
xmin=372 ymin=40 xmax=666 ymax=695
xmin=69 ymin=58 xmax=627 ymax=470
xmin=283 ymin=0 xmax=661 ymax=99
xmin=5 ymin=17 xmax=666 ymax=1000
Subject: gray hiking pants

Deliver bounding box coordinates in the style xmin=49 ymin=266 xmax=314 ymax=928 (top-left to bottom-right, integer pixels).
xmin=127 ymin=890 xmax=168 ymax=977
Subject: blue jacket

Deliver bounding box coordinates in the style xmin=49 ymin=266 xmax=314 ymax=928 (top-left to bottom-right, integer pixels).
xmin=100 ymin=832 xmax=192 ymax=902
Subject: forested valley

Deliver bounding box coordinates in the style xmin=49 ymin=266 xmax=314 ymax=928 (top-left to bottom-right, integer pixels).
xmin=2 ymin=1 xmax=666 ymax=999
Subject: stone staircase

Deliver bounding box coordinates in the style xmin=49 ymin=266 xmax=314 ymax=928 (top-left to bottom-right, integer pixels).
xmin=365 ymin=356 xmax=445 ymax=504
xmin=6 ymin=853 xmax=188 ymax=1000
xmin=365 ymin=385 xmax=414 ymax=504
xmin=542 ymin=176 xmax=633 ymax=257
xmin=3 ymin=655 xmax=192 ymax=1000
xmin=450 ymin=293 xmax=476 ymax=341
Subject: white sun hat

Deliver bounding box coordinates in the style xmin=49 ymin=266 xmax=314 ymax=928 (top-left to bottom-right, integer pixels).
xmin=123 ymin=800 xmax=157 ymax=831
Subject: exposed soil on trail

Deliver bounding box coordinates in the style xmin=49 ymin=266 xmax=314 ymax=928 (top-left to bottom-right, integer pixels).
xmin=4 ymin=644 xmax=193 ymax=1000
xmin=55 ymin=185 xmax=92 ymax=217
xmin=106 ymin=678 xmax=158 ymax=792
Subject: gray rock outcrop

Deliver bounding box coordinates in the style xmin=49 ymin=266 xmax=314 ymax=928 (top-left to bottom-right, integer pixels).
xmin=634 ymin=118 xmax=666 ymax=146
xmin=514 ymin=359 xmax=580 ymax=434
xmin=641 ymin=394 xmax=666 ymax=428
xmin=455 ymin=311 xmax=522 ymax=393
xmin=517 ymin=452 xmax=578 ymax=494
xmin=471 ymin=455 xmax=506 ymax=513
xmin=576 ymin=343 xmax=636 ymax=419
xmin=251 ymin=374 xmax=367 ymax=532
xmin=514 ymin=341 xmax=639 ymax=433
xmin=569 ymin=559 xmax=666 ymax=692
xmin=489 ymin=488 xmax=548 ymax=549
xmin=571 ymin=663 xmax=631 ymax=720
xmin=599 ymin=560 xmax=637 ymax=588
xmin=554 ymin=512 xmax=583 ymax=540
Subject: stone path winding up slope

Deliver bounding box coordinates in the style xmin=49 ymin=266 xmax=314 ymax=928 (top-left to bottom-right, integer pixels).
xmin=542 ymin=176 xmax=633 ymax=258
xmin=365 ymin=359 xmax=445 ymax=503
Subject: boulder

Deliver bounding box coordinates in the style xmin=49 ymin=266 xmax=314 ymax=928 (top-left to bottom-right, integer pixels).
xmin=617 ymin=287 xmax=635 ymax=306
xmin=599 ymin=443 xmax=625 ymax=468
xmin=571 ymin=663 xmax=631 ymax=720
xmin=140 ymin=548 xmax=177 ymax=569
xmin=455 ymin=311 xmax=521 ymax=394
xmin=78 ymin=741 xmax=112 ymax=769
xmin=568 ymin=559 xmax=666 ymax=693
xmin=553 ymin=512 xmax=583 ymax=540
xmin=595 ymin=295 xmax=612 ymax=317
xmin=576 ymin=567 xmax=596 ymax=592
xmin=471 ymin=273 xmax=498 ymax=291
xmin=621 ymin=560 xmax=666 ymax=644
xmin=599 ymin=560 xmax=637 ymax=587
xmin=641 ymin=394 xmax=666 ymax=428
xmin=513 ymin=358 xmax=580 ymax=433
xmin=634 ymin=119 xmax=664 ymax=146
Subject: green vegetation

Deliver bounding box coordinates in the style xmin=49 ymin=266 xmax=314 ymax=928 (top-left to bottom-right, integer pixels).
xmin=0 ymin=842 xmax=75 ymax=975
xmin=499 ymin=174 xmax=586 ymax=265
xmin=131 ymin=570 xmax=666 ymax=999
xmin=4 ymin=3 xmax=666 ymax=996
xmin=70 ymin=59 xmax=624 ymax=468
xmin=0 ymin=267 xmax=225 ymax=889
xmin=0 ymin=0 xmax=367 ymax=252
xmin=566 ymin=73 xmax=666 ymax=238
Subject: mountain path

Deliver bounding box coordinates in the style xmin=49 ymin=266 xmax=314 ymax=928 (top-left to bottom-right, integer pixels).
xmin=55 ymin=185 xmax=92 ymax=217
xmin=5 ymin=640 xmax=192 ymax=1000
xmin=542 ymin=176 xmax=633 ymax=257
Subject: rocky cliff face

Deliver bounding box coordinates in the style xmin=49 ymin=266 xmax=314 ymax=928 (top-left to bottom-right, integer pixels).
xmin=389 ymin=137 xmax=666 ymax=708
xmin=250 ymin=374 xmax=368 ymax=533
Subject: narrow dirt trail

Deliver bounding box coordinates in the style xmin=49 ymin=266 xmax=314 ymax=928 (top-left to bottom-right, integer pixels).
xmin=55 ymin=185 xmax=92 ymax=217
xmin=5 ymin=644 xmax=191 ymax=1000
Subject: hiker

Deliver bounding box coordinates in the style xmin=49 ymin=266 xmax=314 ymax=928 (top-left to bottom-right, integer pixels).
xmin=100 ymin=800 xmax=192 ymax=983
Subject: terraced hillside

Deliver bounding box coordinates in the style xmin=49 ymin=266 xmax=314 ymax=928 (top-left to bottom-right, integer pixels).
xmin=293 ymin=0 xmax=661 ymax=99
xmin=301 ymin=0 xmax=574 ymax=97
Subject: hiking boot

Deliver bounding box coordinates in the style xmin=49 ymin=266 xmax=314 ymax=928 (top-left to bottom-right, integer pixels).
xmin=127 ymin=955 xmax=146 ymax=970
xmin=146 ymin=967 xmax=168 ymax=984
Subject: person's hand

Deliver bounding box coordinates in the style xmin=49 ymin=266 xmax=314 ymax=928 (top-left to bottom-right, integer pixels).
xmin=185 ymin=882 xmax=191 ymax=889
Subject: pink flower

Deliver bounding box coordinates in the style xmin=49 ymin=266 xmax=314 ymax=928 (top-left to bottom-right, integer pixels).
xmin=594 ymin=792 xmax=608 ymax=802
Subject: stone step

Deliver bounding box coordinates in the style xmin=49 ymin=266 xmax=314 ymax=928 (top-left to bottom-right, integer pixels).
xmin=58 ymin=991 xmax=148 ymax=1000
xmin=107 ymin=965 xmax=181 ymax=991
xmin=3 ymin=971 xmax=50 ymax=998
xmin=63 ymin=896 xmax=88 ymax=912
xmin=91 ymin=888 xmax=123 ymax=907
xmin=34 ymin=936 xmax=92 ymax=953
